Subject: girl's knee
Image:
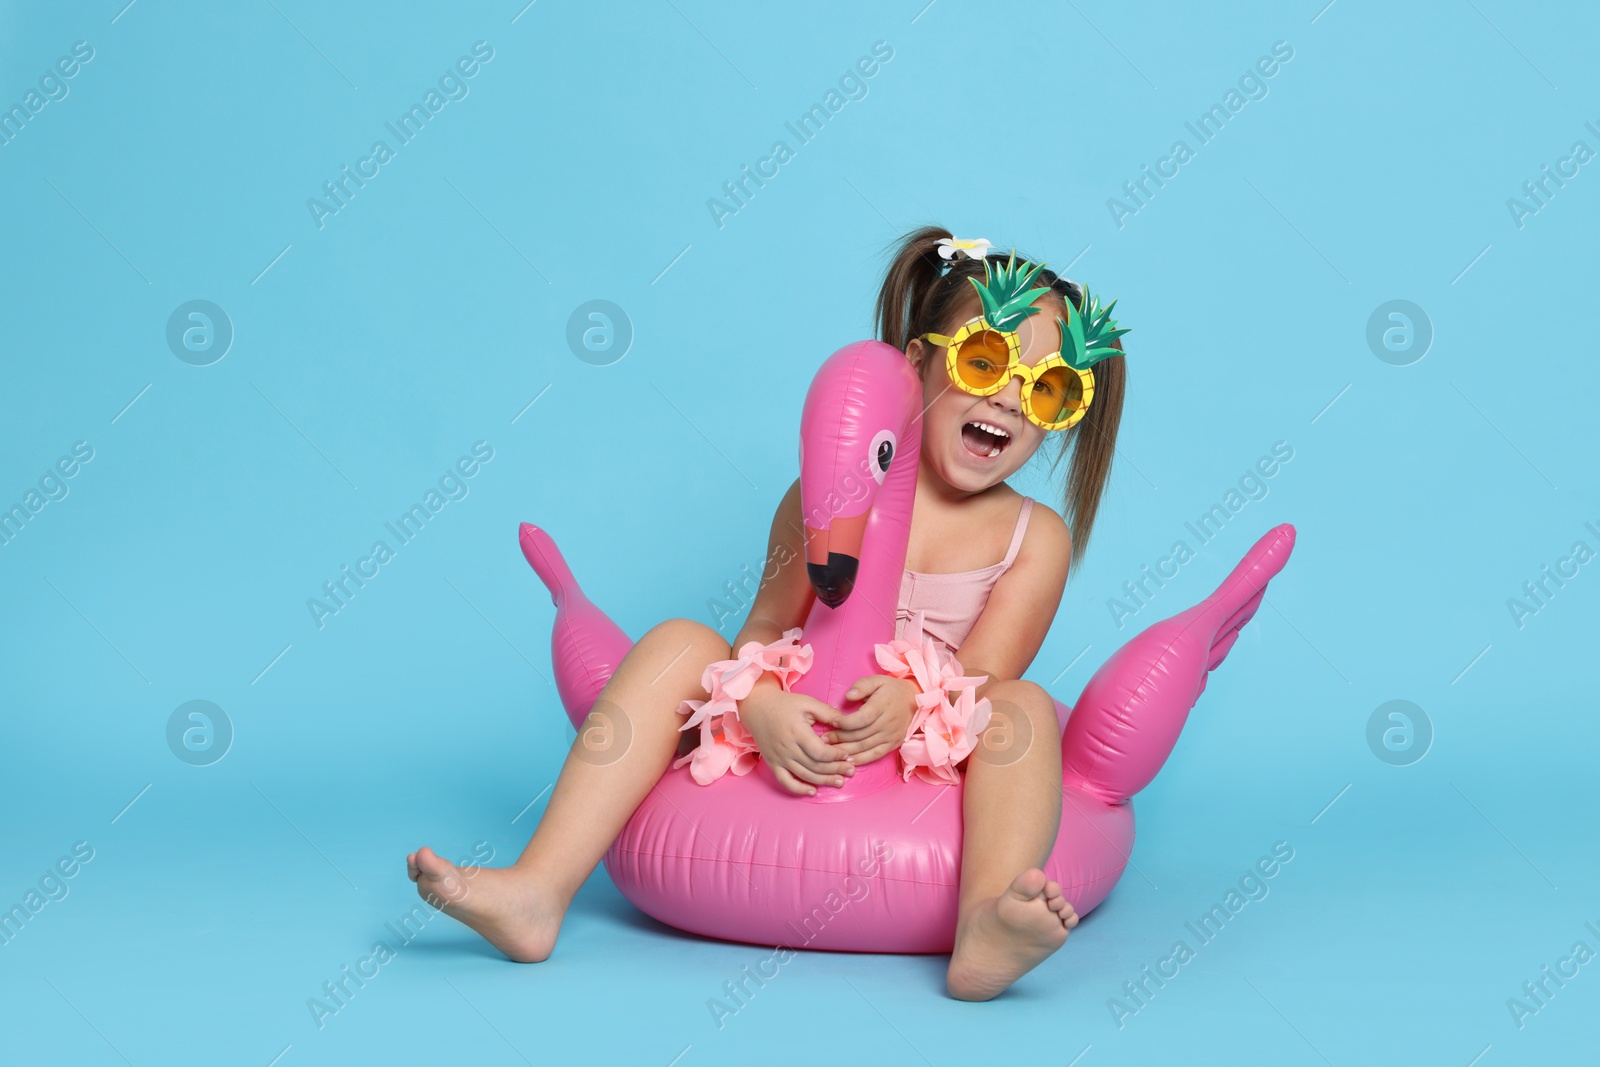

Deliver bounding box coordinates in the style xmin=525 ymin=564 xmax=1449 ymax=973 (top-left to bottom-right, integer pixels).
xmin=975 ymin=680 xmax=1058 ymax=766
xmin=644 ymin=617 xmax=731 ymax=659
xmin=985 ymin=678 xmax=1054 ymax=718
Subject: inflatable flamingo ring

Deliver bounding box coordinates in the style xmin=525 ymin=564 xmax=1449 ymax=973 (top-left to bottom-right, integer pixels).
xmin=520 ymin=339 xmax=1296 ymax=953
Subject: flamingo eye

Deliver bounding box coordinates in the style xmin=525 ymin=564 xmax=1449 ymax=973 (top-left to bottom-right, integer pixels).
xmin=868 ymin=429 xmax=896 ymax=484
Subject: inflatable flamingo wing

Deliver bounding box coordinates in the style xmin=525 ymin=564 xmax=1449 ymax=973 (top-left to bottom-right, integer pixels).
xmin=519 ymin=340 xmax=1296 ymax=953
xmin=520 ymin=521 xmax=629 ymax=718
xmin=1060 ymin=521 xmax=1296 ymax=806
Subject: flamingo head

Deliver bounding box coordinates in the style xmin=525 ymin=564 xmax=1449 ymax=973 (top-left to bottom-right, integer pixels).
xmin=797 ymin=341 xmax=923 ymax=608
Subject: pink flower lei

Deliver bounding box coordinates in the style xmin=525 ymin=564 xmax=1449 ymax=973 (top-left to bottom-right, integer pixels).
xmin=871 ymin=629 xmax=993 ymax=787
xmin=673 ymin=624 xmax=992 ymax=788
xmin=673 ymin=628 xmax=813 ymax=786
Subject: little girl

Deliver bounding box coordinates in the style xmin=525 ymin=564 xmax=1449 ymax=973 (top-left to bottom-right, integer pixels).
xmin=407 ymin=225 xmax=1127 ymax=1001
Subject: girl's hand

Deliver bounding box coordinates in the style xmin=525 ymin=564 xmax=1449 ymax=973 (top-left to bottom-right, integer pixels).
xmin=823 ymin=675 xmax=919 ymax=765
xmin=740 ymin=682 xmax=857 ymax=797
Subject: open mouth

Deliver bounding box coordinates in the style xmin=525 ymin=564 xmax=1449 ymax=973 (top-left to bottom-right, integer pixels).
xmin=960 ymin=419 xmax=1011 ymax=459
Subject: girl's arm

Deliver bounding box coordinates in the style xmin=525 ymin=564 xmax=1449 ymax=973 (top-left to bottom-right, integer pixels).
xmin=955 ymin=501 xmax=1073 ymax=697
xmin=733 ymin=476 xmax=814 ymax=649
xmin=824 ymin=501 xmax=1071 ymax=767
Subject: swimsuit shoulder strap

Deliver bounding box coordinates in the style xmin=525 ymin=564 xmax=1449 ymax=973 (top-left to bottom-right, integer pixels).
xmin=1001 ymin=496 xmax=1034 ymax=569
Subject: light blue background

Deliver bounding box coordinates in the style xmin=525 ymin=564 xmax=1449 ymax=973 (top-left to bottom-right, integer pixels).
xmin=2 ymin=1 xmax=1596 ymax=1064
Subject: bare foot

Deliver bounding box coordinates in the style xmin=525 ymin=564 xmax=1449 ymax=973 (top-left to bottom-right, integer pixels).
xmin=406 ymin=846 xmax=564 ymax=963
xmin=947 ymin=868 xmax=1079 ymax=1001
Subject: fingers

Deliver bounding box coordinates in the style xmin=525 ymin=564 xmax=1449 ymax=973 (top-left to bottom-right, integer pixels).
xmin=785 ymin=760 xmax=848 ymax=788
xmin=848 ymin=690 xmax=887 ymax=719
xmin=771 ymin=764 xmax=817 ymax=797
xmin=807 ymin=758 xmax=856 ymax=777
xmin=823 ymin=725 xmax=866 ymax=744
xmin=843 ymin=675 xmax=887 ymax=702
xmin=820 ymin=698 xmax=885 ymax=744
xmin=822 ymin=717 xmax=881 ymax=744
xmin=798 ymin=732 xmax=853 ymax=767
xmin=830 ymin=729 xmax=892 ymax=754
xmin=803 ymin=700 xmax=850 ymax=729
xmin=776 ymin=737 xmax=854 ymax=786
xmin=846 ymin=740 xmax=896 ymax=765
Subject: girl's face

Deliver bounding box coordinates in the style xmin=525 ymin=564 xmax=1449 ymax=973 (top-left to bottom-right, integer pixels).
xmin=906 ymin=296 xmax=1067 ymax=494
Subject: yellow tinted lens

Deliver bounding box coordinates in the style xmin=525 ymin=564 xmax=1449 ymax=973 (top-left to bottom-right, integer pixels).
xmin=952 ymin=331 xmax=1012 ymax=390
xmin=1028 ymin=366 xmax=1083 ymax=425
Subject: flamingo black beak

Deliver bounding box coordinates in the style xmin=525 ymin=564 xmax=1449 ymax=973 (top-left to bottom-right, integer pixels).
xmin=803 ymin=512 xmax=869 ymax=608
xmin=807 ymin=555 xmax=858 ymax=608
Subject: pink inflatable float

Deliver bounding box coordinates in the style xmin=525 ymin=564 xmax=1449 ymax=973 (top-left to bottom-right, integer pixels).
xmin=521 ymin=340 xmax=1296 ymax=953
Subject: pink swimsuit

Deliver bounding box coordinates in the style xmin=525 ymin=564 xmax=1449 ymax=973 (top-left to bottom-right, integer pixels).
xmin=894 ymin=496 xmax=1035 ymax=660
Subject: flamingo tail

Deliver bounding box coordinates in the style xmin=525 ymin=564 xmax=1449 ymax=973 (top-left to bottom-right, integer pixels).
xmin=520 ymin=522 xmax=634 ymax=730
xmin=1059 ymin=523 xmax=1298 ymax=805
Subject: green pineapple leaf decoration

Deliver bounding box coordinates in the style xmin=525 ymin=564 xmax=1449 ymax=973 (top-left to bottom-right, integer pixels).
xmin=966 ymin=249 xmax=1053 ymax=333
xmin=1061 ymin=285 xmax=1131 ymax=371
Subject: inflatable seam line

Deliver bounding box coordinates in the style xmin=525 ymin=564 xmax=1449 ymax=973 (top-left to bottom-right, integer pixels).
xmin=604 ymin=846 xmax=1120 ymax=894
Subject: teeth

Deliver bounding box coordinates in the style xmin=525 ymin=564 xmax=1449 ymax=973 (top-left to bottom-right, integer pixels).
xmin=967 ymin=420 xmax=1009 ymax=439
xmin=965 ymin=420 xmax=1007 ymax=459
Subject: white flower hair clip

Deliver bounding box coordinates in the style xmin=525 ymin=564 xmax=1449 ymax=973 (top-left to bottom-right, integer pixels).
xmin=936 ymin=236 xmax=993 ymax=262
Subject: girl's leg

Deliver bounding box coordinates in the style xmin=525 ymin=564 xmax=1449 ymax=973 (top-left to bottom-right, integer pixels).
xmin=946 ymin=678 xmax=1079 ymax=1001
xmin=406 ymin=617 xmax=731 ymax=962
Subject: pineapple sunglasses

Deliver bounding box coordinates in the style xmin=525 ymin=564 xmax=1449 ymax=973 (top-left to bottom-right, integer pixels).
xmin=920 ymin=316 xmax=1097 ymax=431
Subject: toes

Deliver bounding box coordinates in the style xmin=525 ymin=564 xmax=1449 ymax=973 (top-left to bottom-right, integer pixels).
xmin=1009 ymin=868 xmax=1048 ymax=900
